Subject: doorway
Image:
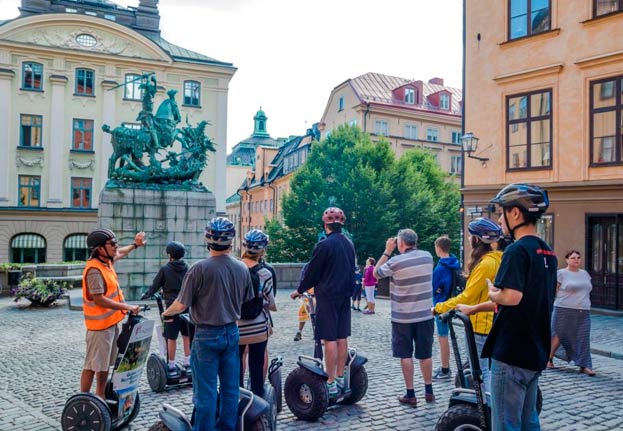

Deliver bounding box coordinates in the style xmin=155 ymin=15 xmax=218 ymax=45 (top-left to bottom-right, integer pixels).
xmin=586 ymin=215 xmax=623 ymax=310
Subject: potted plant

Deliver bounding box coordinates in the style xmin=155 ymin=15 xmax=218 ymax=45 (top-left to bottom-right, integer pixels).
xmin=0 ymin=263 xmax=22 ymax=296
xmin=12 ymin=272 xmax=68 ymax=307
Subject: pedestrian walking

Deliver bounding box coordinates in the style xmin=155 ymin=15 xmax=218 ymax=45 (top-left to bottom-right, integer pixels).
xmin=80 ymin=228 xmax=144 ymax=398
xmin=363 ymin=257 xmax=377 ymax=314
xmin=162 ymin=217 xmax=254 ymax=431
xmin=352 ymin=266 xmax=363 ymax=311
xmin=290 ymin=207 xmax=356 ymax=399
xmin=374 ymin=229 xmax=435 ymax=407
xmin=482 ymin=184 xmax=557 ymax=431
xmin=548 ymin=249 xmax=595 ymax=376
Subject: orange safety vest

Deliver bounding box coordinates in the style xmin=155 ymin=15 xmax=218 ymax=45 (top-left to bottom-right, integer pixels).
xmin=82 ymin=258 xmax=126 ymax=331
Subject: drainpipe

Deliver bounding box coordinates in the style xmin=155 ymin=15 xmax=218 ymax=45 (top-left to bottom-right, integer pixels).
xmin=268 ymin=182 xmax=277 ymax=219
xmin=460 ymin=0 xmax=467 ymax=266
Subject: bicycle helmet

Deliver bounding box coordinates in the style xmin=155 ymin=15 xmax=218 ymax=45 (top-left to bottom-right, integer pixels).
xmin=87 ymin=228 xmax=116 ymax=250
xmin=322 ymin=207 xmax=346 ymax=225
xmin=489 ymin=183 xmax=549 ymax=215
xmin=468 ymin=218 xmax=503 ymax=244
xmin=205 ymin=217 xmax=236 ymax=250
xmin=165 ymin=241 xmax=186 ymax=259
xmin=242 ymin=229 xmax=269 ymax=253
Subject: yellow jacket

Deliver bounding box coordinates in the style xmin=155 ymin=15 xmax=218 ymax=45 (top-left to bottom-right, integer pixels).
xmin=434 ymin=250 xmax=502 ymax=335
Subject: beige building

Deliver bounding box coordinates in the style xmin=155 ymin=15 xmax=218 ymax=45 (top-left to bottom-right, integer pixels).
xmin=320 ymin=72 xmax=463 ymax=176
xmin=464 ymin=0 xmax=623 ymax=310
xmin=0 ymin=0 xmax=235 ymax=263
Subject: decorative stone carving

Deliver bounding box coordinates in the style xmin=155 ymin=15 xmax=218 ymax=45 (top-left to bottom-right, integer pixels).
xmin=69 ymin=159 xmax=96 ymax=170
xmin=16 ymin=155 xmax=44 ymax=168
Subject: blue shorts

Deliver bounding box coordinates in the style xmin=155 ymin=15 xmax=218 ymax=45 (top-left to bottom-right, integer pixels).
xmin=435 ymin=315 xmax=449 ymax=337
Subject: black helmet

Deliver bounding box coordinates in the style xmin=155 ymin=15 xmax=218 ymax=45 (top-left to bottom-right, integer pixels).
xmin=87 ymin=228 xmax=116 ymax=250
xmin=205 ymin=217 xmax=236 ymax=250
xmin=166 ymin=241 xmax=185 ymax=259
xmin=490 ymin=183 xmax=549 ymax=215
xmin=468 ymin=218 xmax=503 ymax=244
xmin=242 ymin=229 xmax=269 ymax=253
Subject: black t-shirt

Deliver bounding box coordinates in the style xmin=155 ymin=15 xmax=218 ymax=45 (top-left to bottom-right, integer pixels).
xmin=481 ymin=235 xmax=557 ymax=371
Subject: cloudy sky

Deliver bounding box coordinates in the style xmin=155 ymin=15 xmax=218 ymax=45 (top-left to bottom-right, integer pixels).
xmin=0 ymin=0 xmax=463 ymax=151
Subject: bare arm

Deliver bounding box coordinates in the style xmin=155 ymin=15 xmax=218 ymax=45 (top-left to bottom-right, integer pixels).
xmin=487 ymin=278 xmax=523 ymax=306
xmin=456 ymin=301 xmax=497 ymax=315
xmin=115 ymin=232 xmax=147 ymax=262
xmin=162 ymin=299 xmax=187 ymax=317
xmin=374 ymin=237 xmax=396 ymax=279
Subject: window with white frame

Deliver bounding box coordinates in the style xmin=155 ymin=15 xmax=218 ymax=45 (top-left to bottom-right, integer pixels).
xmin=405 ymin=125 xmax=418 ymax=140
xmin=124 ymin=74 xmax=142 ymax=100
xmin=440 ymin=94 xmax=450 ymax=110
xmin=375 ymin=120 xmax=389 ymax=136
xmin=451 ymin=131 xmax=461 ymax=144
xmin=426 ymin=128 xmax=439 ymax=142
xmin=405 ymin=88 xmax=415 ymax=104
xmin=450 ymin=155 xmax=462 ymax=174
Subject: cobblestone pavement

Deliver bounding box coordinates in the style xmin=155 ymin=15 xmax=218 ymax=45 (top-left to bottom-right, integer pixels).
xmin=1 ymin=291 xmax=622 ymax=431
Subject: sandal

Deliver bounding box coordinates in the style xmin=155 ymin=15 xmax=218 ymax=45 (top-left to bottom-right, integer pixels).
xmin=580 ymin=367 xmax=596 ymax=376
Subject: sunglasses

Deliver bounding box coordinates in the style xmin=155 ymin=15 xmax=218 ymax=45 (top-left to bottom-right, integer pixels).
xmin=107 ymin=240 xmax=119 ymax=246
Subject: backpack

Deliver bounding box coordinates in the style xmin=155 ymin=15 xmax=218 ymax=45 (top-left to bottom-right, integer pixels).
xmin=240 ymin=263 xmax=268 ymax=320
xmin=450 ymin=267 xmax=467 ymax=297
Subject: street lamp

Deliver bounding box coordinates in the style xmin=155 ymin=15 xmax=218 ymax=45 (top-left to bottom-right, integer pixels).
xmin=461 ymin=132 xmax=489 ymax=165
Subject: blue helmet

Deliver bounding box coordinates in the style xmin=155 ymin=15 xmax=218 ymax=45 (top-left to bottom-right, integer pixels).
xmin=205 ymin=217 xmax=236 ymax=250
xmin=242 ymin=229 xmax=269 ymax=253
xmin=468 ymin=218 xmax=503 ymax=244
xmin=490 ymin=183 xmax=549 ymax=216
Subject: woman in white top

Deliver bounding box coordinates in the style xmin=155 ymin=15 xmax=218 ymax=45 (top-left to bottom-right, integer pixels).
xmin=548 ymin=250 xmax=595 ymax=376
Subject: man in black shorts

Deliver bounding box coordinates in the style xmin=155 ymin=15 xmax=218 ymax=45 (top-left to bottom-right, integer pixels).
xmin=291 ymin=207 xmax=356 ymax=398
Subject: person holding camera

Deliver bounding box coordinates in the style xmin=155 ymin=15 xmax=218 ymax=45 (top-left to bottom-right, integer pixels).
xmin=374 ymin=229 xmax=435 ymax=407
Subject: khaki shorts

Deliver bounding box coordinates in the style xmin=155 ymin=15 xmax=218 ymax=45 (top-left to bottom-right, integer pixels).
xmin=84 ymin=325 xmax=119 ymax=372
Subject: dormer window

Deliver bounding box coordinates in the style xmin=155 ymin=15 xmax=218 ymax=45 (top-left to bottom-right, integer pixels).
xmin=405 ymin=88 xmax=415 ymax=104
xmin=440 ymin=94 xmax=450 ymax=110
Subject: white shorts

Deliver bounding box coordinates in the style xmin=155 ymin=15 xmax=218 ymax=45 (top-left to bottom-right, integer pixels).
xmin=364 ymin=285 xmax=376 ymax=303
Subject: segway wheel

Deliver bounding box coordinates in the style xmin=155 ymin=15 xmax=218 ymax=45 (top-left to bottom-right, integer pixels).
xmin=340 ymin=365 xmax=368 ymax=405
xmin=263 ymin=384 xmax=277 ymax=431
xmin=435 ymin=403 xmax=486 ymax=431
xmin=113 ymin=393 xmax=140 ymax=431
xmin=61 ymin=393 xmax=112 ymax=431
xmin=249 ymin=414 xmax=271 ymax=431
xmin=284 ymin=367 xmax=329 ymax=422
xmin=147 ymin=354 xmax=168 ymax=392
xmin=268 ymin=365 xmax=282 ymax=413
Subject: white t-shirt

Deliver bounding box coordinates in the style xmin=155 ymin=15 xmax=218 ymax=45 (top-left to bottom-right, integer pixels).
xmin=555 ymin=268 xmax=592 ymax=310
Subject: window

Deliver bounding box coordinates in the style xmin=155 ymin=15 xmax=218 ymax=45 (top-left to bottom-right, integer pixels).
xmin=590 ymin=76 xmax=623 ymax=164
xmin=22 ymin=62 xmax=43 ymax=90
xmin=405 ymin=125 xmax=418 ymax=140
xmin=64 ymin=234 xmax=89 ymax=261
xmin=450 ymin=155 xmax=462 ymax=174
xmin=11 ymin=233 xmax=46 ymax=263
xmin=124 ymin=74 xmax=142 ymax=100
xmin=76 ymin=34 xmax=96 ymax=47
xmin=72 ymin=119 xmax=94 ymax=151
xmin=20 ymin=115 xmax=42 ymax=148
xmin=75 ymin=68 xmax=94 ymax=96
xmin=426 ymin=128 xmax=439 ymax=142
xmin=183 ymin=80 xmax=201 ymax=106
xmin=594 ymin=0 xmax=622 ymax=17
xmin=338 ymin=96 xmax=344 ymax=111
xmin=405 ymin=88 xmax=415 ymax=104
xmin=71 ymin=177 xmax=92 ymax=209
xmin=18 ymin=175 xmax=41 ymax=207
xmin=375 ymin=120 xmax=389 ymax=136
xmin=451 ymin=131 xmax=462 ymax=144
xmin=440 ymin=94 xmax=450 ymax=110
xmin=506 ymin=89 xmax=552 ymax=170
xmin=536 ymin=214 xmax=554 ymax=247
xmin=509 ymin=0 xmax=550 ymax=40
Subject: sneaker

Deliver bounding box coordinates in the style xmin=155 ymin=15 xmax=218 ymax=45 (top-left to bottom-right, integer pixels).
xmin=425 ymin=393 xmax=436 ymax=403
xmin=356 ymin=307 xmax=362 ymax=311
xmin=352 ymin=305 xmax=357 ymax=310
xmin=398 ymin=395 xmax=417 ymax=406
xmin=293 ymin=332 xmax=302 ymax=342
xmin=363 ymin=310 xmax=375 ymax=315
xmin=327 ymin=381 xmax=339 ymax=398
xmin=432 ymin=367 xmax=451 ymax=381
xmin=335 ymin=376 xmax=345 ymax=389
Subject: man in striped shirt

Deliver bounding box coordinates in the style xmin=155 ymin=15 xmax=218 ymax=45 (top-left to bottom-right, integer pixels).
xmin=374 ymin=229 xmax=435 ymax=407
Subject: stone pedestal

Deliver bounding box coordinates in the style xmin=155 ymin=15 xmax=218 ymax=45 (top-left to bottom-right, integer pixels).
xmin=98 ymin=188 xmax=216 ymax=299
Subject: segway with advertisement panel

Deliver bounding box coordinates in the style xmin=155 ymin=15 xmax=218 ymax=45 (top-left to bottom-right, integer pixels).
xmin=284 ymin=292 xmax=368 ymax=422
xmin=61 ymin=304 xmax=153 ymax=431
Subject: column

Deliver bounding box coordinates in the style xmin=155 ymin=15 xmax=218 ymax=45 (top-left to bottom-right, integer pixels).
xmin=0 ymin=69 xmax=14 ymax=206
xmin=214 ymin=82 xmax=229 ymax=213
xmin=47 ymin=75 xmax=68 ymax=208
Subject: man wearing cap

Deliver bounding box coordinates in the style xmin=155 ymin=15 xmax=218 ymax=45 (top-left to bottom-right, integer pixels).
xmin=290 ymin=207 xmax=356 ymax=398
xmin=80 ymin=228 xmax=146 ymax=398
xmin=162 ymin=217 xmax=253 ymax=431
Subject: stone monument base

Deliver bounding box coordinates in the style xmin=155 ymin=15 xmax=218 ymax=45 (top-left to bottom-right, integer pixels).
xmin=98 ymin=188 xmax=215 ymax=300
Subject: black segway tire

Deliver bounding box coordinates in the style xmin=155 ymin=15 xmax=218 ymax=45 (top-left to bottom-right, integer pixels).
xmin=340 ymin=365 xmax=368 ymax=405
xmin=284 ymin=367 xmax=329 ymax=422
xmin=61 ymin=393 xmax=112 ymax=431
xmin=435 ymin=403 xmax=486 ymax=431
xmin=147 ymin=421 xmax=170 ymax=431
xmin=263 ymin=384 xmax=277 ymax=431
xmin=269 ymin=365 xmax=283 ymax=413
xmin=147 ymin=354 xmax=168 ymax=392
xmin=249 ymin=414 xmax=271 ymax=431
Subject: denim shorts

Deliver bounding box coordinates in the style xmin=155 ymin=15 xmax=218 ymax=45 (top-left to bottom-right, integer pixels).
xmin=391 ymin=319 xmax=434 ymax=359
xmin=435 ymin=315 xmax=449 ymax=337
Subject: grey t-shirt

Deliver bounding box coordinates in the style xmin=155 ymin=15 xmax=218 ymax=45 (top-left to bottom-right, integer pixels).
xmin=555 ymin=268 xmax=592 ymax=310
xmin=177 ymin=254 xmax=254 ymax=326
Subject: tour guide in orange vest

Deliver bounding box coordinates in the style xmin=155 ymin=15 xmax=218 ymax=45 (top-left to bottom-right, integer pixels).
xmin=80 ymin=228 xmax=145 ymax=399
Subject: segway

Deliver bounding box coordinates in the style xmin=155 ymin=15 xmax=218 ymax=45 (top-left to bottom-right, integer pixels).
xmin=148 ymin=387 xmax=272 ymax=431
xmin=146 ymin=293 xmax=193 ymax=392
xmin=284 ymin=292 xmax=368 ymax=422
xmin=61 ymin=305 xmax=153 ymax=431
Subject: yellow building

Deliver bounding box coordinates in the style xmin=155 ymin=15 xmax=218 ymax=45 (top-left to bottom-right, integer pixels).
xmin=464 ymin=0 xmax=623 ymax=309
xmin=320 ymin=72 xmax=463 ymax=176
xmin=0 ymin=0 xmax=235 ymax=263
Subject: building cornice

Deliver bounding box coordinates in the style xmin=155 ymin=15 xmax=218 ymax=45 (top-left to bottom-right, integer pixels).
xmin=0 ymin=68 xmax=15 ymax=79
xmin=493 ymin=63 xmax=564 ymax=84
xmin=462 ymin=179 xmax=623 ymax=194
xmin=575 ymin=50 xmax=623 ymax=69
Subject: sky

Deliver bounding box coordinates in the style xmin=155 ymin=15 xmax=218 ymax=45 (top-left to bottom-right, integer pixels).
xmin=0 ymin=0 xmax=463 ymax=152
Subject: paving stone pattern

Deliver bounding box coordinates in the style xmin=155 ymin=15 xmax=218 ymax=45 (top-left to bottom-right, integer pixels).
xmin=1 ymin=292 xmax=622 ymax=431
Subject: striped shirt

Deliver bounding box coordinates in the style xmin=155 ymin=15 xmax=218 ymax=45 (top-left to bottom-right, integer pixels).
xmin=376 ymin=249 xmax=434 ymax=323
xmin=238 ymin=265 xmax=276 ymax=345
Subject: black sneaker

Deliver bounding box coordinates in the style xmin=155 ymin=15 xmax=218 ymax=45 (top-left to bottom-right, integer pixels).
xmin=293 ymin=332 xmax=302 ymax=342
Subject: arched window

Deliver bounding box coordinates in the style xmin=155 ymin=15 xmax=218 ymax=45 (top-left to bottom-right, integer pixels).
xmin=11 ymin=233 xmax=46 ymax=263
xmin=64 ymin=234 xmax=89 ymax=262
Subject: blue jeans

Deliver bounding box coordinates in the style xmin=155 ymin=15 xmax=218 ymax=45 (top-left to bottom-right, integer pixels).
xmin=474 ymin=334 xmax=491 ymax=393
xmin=191 ymin=323 xmax=240 ymax=431
xmin=490 ymin=359 xmax=540 ymax=431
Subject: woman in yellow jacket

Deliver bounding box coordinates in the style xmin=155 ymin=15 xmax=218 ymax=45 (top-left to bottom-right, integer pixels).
xmin=433 ymin=218 xmax=503 ymax=392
